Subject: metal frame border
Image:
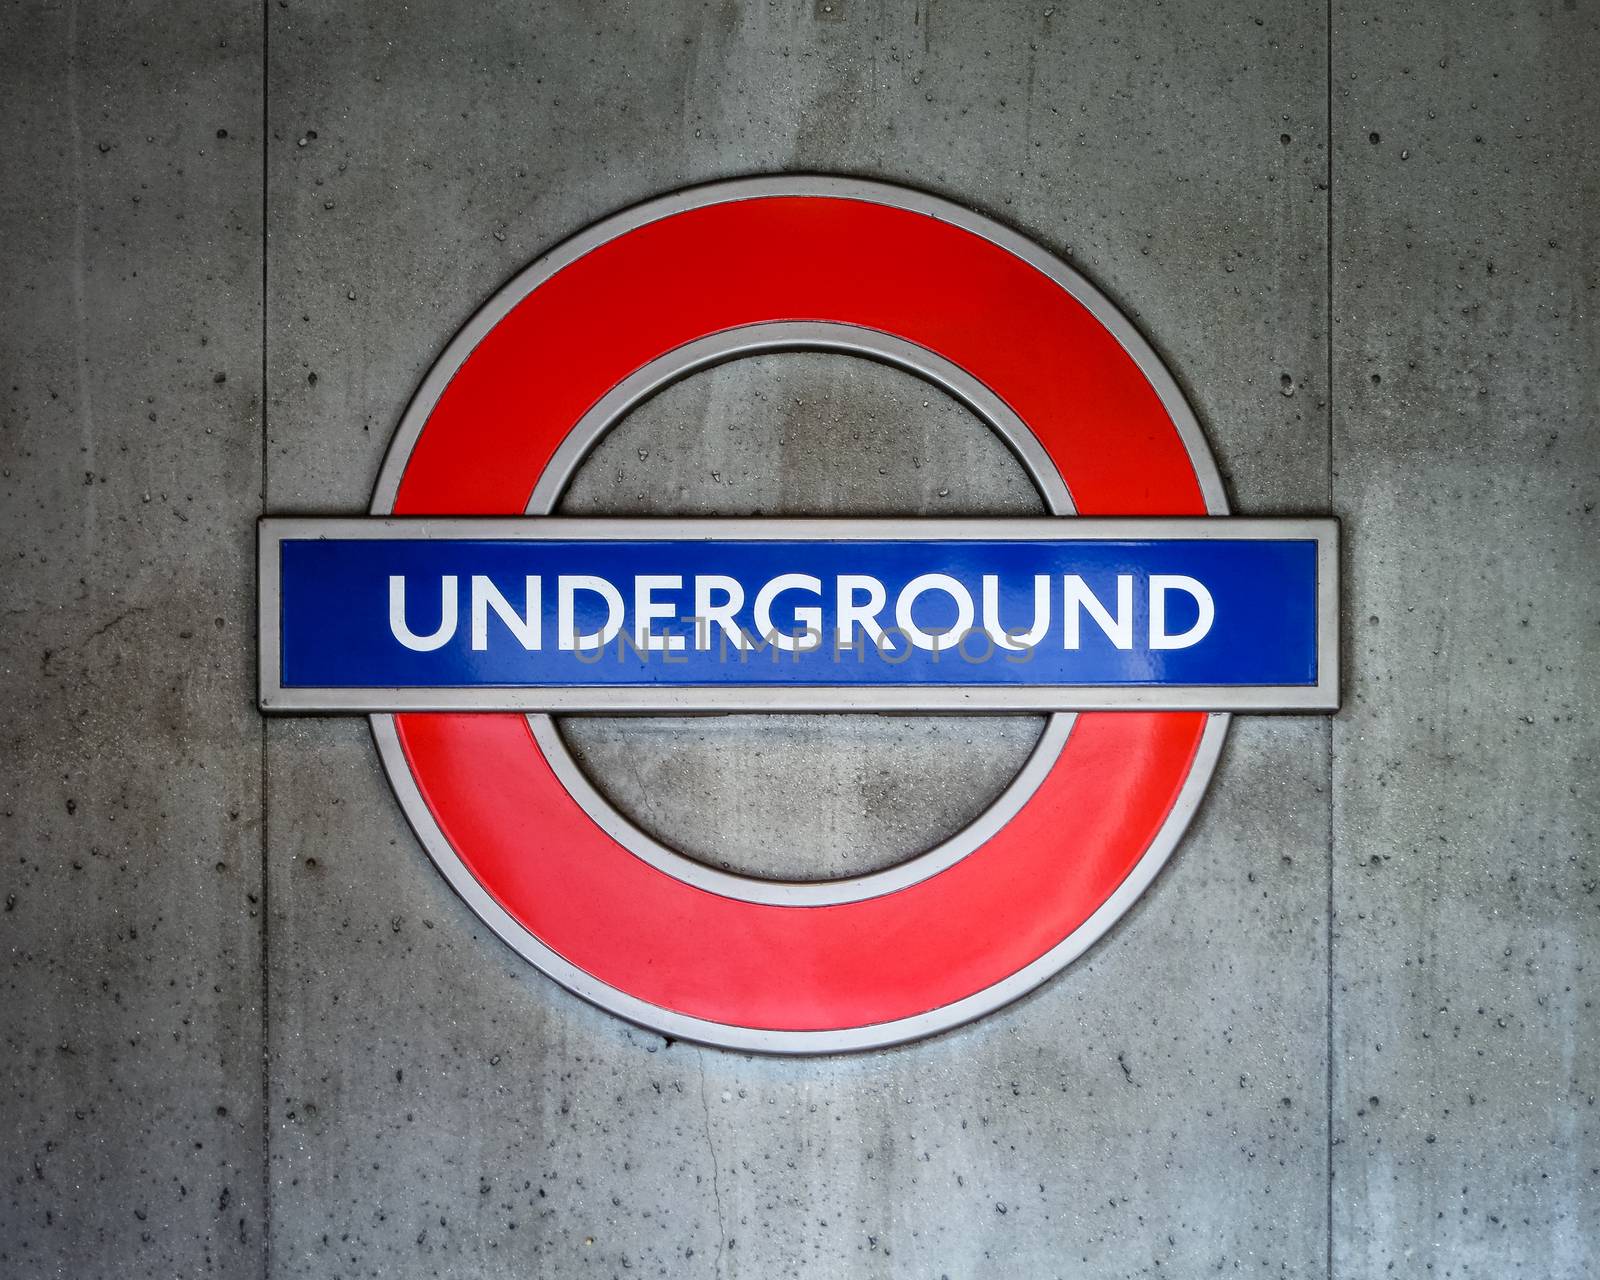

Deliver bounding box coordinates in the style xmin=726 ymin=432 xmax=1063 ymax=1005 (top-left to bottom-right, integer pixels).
xmin=332 ymin=174 xmax=1261 ymax=1052
xmin=260 ymin=515 xmax=1338 ymax=713
xmin=521 ymin=318 xmax=1085 ymax=907
xmin=526 ymin=713 xmax=1077 ymax=908
xmin=526 ymin=321 xmax=1076 ymax=514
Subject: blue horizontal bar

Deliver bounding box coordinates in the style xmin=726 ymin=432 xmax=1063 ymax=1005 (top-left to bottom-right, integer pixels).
xmin=276 ymin=536 xmax=1320 ymax=690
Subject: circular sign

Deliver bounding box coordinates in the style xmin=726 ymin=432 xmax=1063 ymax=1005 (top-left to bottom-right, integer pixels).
xmin=368 ymin=176 xmax=1229 ymax=1053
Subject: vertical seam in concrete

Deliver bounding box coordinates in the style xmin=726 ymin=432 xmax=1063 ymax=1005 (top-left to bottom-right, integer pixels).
xmin=258 ymin=0 xmax=271 ymax=1274
xmin=1324 ymin=0 xmax=1336 ymax=1277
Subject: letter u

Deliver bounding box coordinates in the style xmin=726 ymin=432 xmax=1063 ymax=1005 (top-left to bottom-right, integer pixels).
xmin=389 ymin=575 xmax=458 ymax=651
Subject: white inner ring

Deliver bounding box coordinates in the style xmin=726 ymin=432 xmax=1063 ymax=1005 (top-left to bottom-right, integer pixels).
xmin=528 ymin=321 xmax=1076 ymax=907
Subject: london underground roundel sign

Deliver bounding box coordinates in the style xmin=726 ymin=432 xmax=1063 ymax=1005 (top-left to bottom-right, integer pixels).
xmin=259 ymin=177 xmax=1339 ymax=1053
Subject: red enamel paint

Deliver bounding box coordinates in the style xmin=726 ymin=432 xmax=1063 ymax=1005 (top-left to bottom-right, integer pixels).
xmin=382 ymin=188 xmax=1212 ymax=1036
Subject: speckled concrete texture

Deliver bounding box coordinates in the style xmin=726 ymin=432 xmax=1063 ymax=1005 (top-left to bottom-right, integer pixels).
xmin=1330 ymin=4 xmax=1599 ymax=1276
xmin=557 ymin=352 xmax=1047 ymax=881
xmin=0 ymin=3 xmax=265 ymax=1277
xmin=266 ymin=3 xmax=1331 ymax=1276
xmin=0 ymin=0 xmax=1593 ymax=1277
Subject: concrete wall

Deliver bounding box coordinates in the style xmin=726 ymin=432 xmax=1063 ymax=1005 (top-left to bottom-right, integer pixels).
xmin=1 ymin=1 xmax=1593 ymax=1277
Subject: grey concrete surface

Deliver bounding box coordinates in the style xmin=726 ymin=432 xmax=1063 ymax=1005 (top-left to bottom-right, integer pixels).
xmin=261 ymin=3 xmax=1330 ymax=1277
xmin=0 ymin=2 xmax=265 ymax=1277
xmin=0 ymin=0 xmax=1591 ymax=1277
xmin=557 ymin=352 xmax=1046 ymax=881
xmin=1330 ymin=5 xmax=1599 ymax=1276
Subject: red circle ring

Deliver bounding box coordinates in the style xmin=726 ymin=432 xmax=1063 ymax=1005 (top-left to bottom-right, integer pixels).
xmin=368 ymin=177 xmax=1230 ymax=1053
